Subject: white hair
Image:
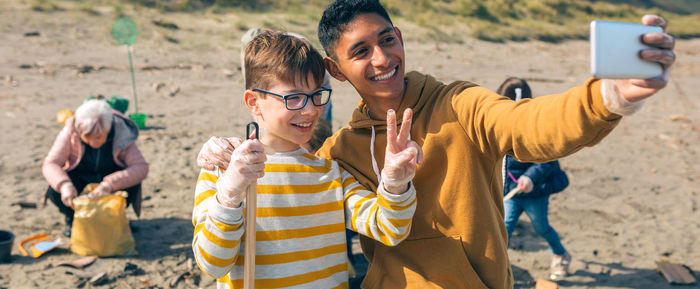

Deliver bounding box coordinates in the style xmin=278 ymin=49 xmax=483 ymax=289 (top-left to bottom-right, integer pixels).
xmin=74 ymin=100 xmax=113 ymax=137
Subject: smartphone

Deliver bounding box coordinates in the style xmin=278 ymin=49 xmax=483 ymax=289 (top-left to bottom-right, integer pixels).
xmin=590 ymin=20 xmax=663 ymax=79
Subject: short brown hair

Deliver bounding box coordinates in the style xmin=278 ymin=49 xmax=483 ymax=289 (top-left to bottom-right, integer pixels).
xmin=244 ymin=30 xmax=325 ymax=90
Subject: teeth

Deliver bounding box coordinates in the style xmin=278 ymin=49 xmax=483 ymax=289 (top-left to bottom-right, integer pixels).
xmin=295 ymin=123 xmax=312 ymax=127
xmin=372 ymin=68 xmax=396 ymax=81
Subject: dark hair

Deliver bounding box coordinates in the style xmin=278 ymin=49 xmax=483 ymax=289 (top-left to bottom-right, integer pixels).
xmin=318 ymin=0 xmax=393 ymax=58
xmin=496 ymin=77 xmax=532 ymax=101
xmin=244 ymin=30 xmax=325 ymax=90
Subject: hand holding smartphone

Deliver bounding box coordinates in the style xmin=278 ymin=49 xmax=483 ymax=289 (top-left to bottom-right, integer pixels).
xmin=590 ymin=20 xmax=663 ymax=79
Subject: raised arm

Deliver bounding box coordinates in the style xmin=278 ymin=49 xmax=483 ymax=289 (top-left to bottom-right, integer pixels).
xmin=454 ymin=80 xmax=621 ymax=163
xmin=454 ymin=15 xmax=675 ymax=163
xmin=192 ymin=167 xmax=245 ymax=278
xmin=343 ymin=108 xmax=421 ymax=246
xmin=342 ymin=168 xmax=417 ymax=246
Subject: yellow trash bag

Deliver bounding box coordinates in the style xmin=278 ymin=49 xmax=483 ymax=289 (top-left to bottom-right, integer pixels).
xmin=70 ymin=187 xmax=136 ymax=257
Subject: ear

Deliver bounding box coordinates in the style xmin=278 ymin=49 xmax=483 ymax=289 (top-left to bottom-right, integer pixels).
xmin=395 ymin=26 xmax=404 ymax=46
xmin=244 ymin=90 xmax=262 ymax=116
xmin=324 ymin=57 xmax=347 ymax=82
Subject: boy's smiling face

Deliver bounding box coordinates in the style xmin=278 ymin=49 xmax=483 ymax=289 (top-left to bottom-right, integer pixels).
xmin=326 ymin=13 xmax=406 ymax=106
xmin=246 ymin=77 xmax=322 ymax=152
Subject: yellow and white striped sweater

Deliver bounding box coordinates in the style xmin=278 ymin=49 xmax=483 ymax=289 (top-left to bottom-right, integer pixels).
xmin=192 ymin=148 xmax=417 ymax=289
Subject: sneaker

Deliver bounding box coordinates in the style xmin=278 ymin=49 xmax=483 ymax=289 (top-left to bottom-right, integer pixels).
xmin=63 ymin=223 xmax=72 ymax=238
xmin=549 ymin=253 xmax=571 ymax=280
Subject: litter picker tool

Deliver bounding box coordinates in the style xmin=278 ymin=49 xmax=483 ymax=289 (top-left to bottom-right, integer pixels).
xmin=503 ymin=187 xmax=522 ymax=201
xmin=244 ymin=122 xmax=259 ymax=289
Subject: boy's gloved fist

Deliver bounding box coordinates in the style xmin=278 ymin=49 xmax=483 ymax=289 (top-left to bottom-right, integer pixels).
xmin=198 ymin=136 xmax=243 ymax=170
xmin=215 ymin=139 xmax=271 ymax=207
xmin=381 ymin=108 xmax=423 ymax=194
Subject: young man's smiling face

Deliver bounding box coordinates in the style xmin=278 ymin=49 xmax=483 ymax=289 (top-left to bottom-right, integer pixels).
xmin=326 ymin=13 xmax=406 ymax=107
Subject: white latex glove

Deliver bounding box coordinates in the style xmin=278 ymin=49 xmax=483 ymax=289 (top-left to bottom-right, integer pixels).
xmin=381 ymin=108 xmax=423 ymax=194
xmin=197 ymin=136 xmax=243 ymax=170
xmin=517 ymin=176 xmax=534 ymax=193
xmin=215 ymin=139 xmax=271 ymax=208
xmin=60 ymin=182 xmax=78 ymax=209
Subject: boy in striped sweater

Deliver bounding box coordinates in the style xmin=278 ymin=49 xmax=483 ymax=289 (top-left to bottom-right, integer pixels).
xmin=192 ymin=30 xmax=421 ymax=289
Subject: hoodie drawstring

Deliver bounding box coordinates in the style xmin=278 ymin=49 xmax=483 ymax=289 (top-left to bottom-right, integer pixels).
xmin=370 ymin=126 xmax=382 ymax=185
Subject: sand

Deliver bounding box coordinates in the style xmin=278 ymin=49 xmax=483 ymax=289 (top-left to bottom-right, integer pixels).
xmin=0 ymin=1 xmax=698 ymax=288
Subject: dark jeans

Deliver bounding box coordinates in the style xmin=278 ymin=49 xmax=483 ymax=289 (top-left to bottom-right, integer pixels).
xmin=46 ymin=180 xmax=140 ymax=224
xmin=504 ymin=196 xmax=566 ymax=255
xmin=346 ymin=229 xmax=369 ymax=288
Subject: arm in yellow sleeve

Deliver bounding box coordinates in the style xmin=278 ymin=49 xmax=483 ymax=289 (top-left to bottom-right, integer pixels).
xmin=453 ymin=78 xmax=622 ymax=162
xmin=340 ymin=167 xmax=416 ymax=246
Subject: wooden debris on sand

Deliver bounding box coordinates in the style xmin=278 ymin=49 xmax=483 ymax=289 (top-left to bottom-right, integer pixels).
xmin=535 ymin=278 xmax=558 ymax=289
xmin=656 ymin=261 xmax=697 ymax=285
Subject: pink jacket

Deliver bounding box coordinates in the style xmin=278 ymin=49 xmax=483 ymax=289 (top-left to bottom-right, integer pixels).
xmin=42 ymin=110 xmax=149 ymax=194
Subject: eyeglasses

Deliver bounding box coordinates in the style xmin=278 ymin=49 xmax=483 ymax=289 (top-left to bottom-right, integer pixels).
xmin=252 ymin=87 xmax=332 ymax=110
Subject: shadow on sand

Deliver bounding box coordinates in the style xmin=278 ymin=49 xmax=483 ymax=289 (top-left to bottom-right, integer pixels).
xmin=514 ymin=260 xmax=699 ymax=289
xmin=559 ymin=260 xmax=699 ymax=289
xmin=508 ymin=221 xmax=550 ymax=253
xmin=512 ymin=264 xmax=537 ymax=288
xmin=131 ymin=217 xmax=193 ymax=260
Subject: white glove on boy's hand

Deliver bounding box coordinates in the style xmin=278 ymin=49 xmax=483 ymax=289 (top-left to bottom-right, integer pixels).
xmin=215 ymin=139 xmax=271 ymax=208
xmin=197 ymin=136 xmax=243 ymax=170
xmin=381 ymin=109 xmax=423 ymax=194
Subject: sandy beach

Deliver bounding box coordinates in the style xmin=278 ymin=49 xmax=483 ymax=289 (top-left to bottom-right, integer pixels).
xmin=1 ymin=1 xmax=699 ymax=288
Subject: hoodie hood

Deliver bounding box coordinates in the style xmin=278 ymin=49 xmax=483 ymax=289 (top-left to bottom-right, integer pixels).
xmin=112 ymin=111 xmax=140 ymax=150
xmin=345 ymin=71 xmax=478 ymax=184
xmin=348 ymin=71 xmax=439 ymax=130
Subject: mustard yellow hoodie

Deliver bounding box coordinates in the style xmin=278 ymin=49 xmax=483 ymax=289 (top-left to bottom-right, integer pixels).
xmin=317 ymin=71 xmax=621 ymax=289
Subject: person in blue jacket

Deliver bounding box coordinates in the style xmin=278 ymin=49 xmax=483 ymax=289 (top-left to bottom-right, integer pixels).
xmin=497 ymin=77 xmax=572 ymax=281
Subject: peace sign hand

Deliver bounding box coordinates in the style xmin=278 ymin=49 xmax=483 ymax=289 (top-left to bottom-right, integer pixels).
xmin=381 ymin=108 xmax=423 ymax=194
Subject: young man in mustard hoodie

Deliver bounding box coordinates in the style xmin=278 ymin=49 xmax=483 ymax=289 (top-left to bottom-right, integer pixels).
xmin=198 ymin=0 xmax=676 ymax=288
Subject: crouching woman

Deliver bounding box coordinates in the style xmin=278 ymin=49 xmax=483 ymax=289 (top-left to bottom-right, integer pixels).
xmin=42 ymin=100 xmax=148 ymax=237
